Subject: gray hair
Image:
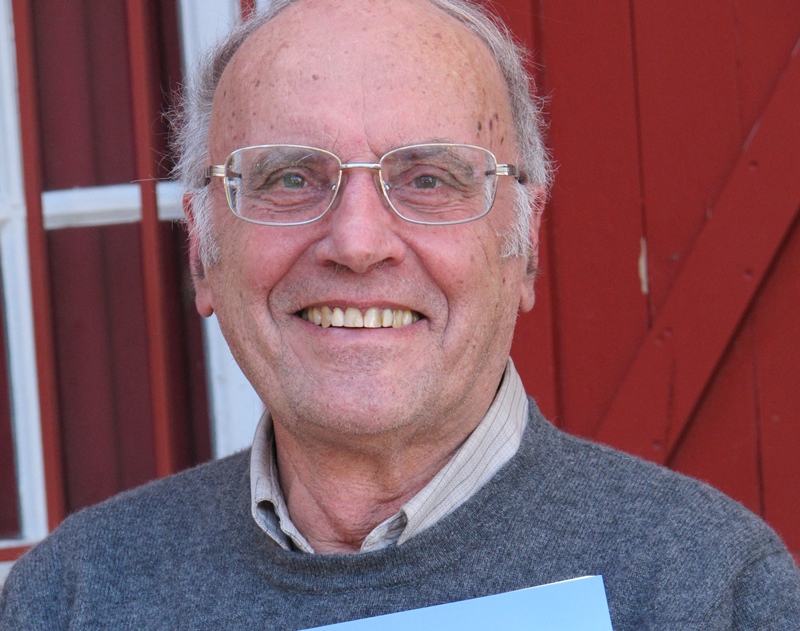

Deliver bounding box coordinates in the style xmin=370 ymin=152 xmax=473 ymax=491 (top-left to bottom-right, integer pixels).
xmin=173 ymin=0 xmax=552 ymax=266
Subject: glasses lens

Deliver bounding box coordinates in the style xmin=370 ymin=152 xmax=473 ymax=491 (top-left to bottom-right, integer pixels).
xmin=226 ymin=146 xmax=340 ymax=225
xmin=380 ymin=144 xmax=497 ymax=224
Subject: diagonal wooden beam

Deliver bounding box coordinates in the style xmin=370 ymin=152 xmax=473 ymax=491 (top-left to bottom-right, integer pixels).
xmin=593 ymin=40 xmax=800 ymax=463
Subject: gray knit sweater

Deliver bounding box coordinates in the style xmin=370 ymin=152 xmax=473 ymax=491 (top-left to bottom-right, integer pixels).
xmin=2 ymin=402 xmax=799 ymax=629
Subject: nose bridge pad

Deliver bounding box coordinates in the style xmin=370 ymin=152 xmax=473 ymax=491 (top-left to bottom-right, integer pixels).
xmin=333 ymin=164 xmax=392 ymax=214
xmin=373 ymin=170 xmax=392 ymax=209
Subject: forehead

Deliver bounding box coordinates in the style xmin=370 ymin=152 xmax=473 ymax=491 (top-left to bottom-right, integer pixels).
xmin=209 ymin=0 xmax=514 ymax=156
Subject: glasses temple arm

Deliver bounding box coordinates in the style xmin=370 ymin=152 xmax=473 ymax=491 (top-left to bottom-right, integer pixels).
xmin=204 ymin=164 xmax=234 ymax=186
xmin=492 ymin=164 xmax=527 ymax=184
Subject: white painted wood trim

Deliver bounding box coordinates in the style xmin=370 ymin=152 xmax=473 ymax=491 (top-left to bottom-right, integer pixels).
xmin=0 ymin=0 xmax=49 ymax=547
xmin=0 ymin=0 xmax=23 ymax=221
xmin=177 ymin=0 xmax=239 ymax=91
xmin=204 ymin=315 xmax=264 ymax=457
xmin=41 ymin=181 xmax=183 ymax=229
xmin=1 ymin=223 xmax=49 ymax=543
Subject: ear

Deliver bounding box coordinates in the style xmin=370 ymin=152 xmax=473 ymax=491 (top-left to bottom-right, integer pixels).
xmin=183 ymin=192 xmax=215 ymax=317
xmin=519 ymin=186 xmax=545 ymax=313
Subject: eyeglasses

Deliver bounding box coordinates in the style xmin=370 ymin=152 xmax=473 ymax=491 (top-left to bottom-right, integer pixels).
xmin=205 ymin=143 xmax=523 ymax=226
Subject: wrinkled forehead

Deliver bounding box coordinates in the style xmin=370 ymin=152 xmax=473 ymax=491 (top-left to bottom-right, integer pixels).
xmin=209 ymin=0 xmax=514 ymax=154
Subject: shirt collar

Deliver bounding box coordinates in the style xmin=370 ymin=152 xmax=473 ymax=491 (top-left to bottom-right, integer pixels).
xmin=250 ymin=415 xmax=316 ymax=552
xmin=250 ymin=358 xmax=529 ymax=553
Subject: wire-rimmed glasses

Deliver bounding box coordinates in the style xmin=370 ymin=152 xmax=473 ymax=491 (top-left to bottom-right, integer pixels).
xmin=205 ymin=143 xmax=523 ymax=226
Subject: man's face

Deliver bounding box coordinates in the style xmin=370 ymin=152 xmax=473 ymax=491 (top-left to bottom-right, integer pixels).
xmin=192 ymin=0 xmax=539 ymax=447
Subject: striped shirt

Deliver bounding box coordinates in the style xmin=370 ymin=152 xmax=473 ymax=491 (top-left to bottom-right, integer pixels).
xmin=250 ymin=359 xmax=530 ymax=553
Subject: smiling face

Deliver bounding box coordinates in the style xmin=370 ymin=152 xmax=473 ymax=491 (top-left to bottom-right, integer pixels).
xmin=191 ymin=0 xmax=539 ymax=449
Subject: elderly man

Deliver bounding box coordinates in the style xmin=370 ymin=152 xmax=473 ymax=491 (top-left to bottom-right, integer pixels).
xmin=2 ymin=0 xmax=799 ymax=628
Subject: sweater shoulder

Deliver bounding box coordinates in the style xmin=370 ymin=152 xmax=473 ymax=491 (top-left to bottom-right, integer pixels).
xmin=1 ymin=451 xmax=254 ymax=628
xmin=516 ymin=405 xmax=796 ymax=600
xmin=17 ymin=450 xmax=251 ymax=567
xmin=503 ymin=404 xmax=800 ymax=624
xmin=528 ymin=412 xmax=781 ymax=552
xmin=76 ymin=448 xmax=249 ymax=524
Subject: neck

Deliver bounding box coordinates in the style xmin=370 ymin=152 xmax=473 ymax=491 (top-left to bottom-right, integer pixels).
xmin=273 ymin=421 xmax=475 ymax=554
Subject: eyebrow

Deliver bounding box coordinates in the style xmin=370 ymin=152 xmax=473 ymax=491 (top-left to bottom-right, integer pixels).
xmin=391 ymin=145 xmax=476 ymax=172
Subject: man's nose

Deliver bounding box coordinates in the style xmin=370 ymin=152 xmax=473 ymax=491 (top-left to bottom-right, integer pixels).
xmin=314 ymin=170 xmax=407 ymax=273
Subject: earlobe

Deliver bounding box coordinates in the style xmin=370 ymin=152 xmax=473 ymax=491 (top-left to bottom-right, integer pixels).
xmin=194 ymin=283 xmax=215 ymax=318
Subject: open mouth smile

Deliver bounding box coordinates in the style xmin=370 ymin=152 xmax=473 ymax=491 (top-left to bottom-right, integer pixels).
xmin=299 ymin=306 xmax=422 ymax=329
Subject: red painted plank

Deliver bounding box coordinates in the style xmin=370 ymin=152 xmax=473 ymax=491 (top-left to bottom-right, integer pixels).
xmin=594 ymin=45 xmax=800 ymax=462
xmin=734 ymin=0 xmax=800 ymax=137
xmin=531 ymin=1 xmax=650 ymax=436
xmin=0 ymin=546 xmax=31 ymax=563
xmin=12 ymin=0 xmax=66 ymax=530
xmin=668 ymin=315 xmax=761 ymax=515
xmin=48 ymin=229 xmax=120 ymax=512
xmin=84 ymin=0 xmax=137 ymax=185
xmin=48 ymin=225 xmax=160 ymax=511
xmin=153 ymin=0 xmax=184 ymax=180
xmin=30 ymin=0 xmax=93 ymax=189
xmin=665 ymin=0 xmax=800 ymax=547
xmin=102 ymin=225 xmax=157 ymax=491
xmin=751 ymin=219 xmax=800 ymax=555
xmin=125 ymin=0 xmax=181 ymax=477
xmin=30 ymin=0 xmax=135 ymax=189
xmin=163 ymin=223 xmax=212 ymax=466
xmin=632 ymin=2 xmax=743 ymax=315
xmin=492 ymin=0 xmax=535 ymax=47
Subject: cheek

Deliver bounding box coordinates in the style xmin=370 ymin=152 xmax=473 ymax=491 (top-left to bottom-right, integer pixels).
xmin=428 ymin=236 xmax=509 ymax=314
xmin=218 ymin=222 xmax=315 ymax=289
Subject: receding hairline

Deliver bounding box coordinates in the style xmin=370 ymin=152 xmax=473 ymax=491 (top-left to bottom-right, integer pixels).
xmin=176 ymin=0 xmax=550 ymax=188
xmin=209 ymin=0 xmax=516 ymax=148
xmin=218 ymin=0 xmax=510 ymax=92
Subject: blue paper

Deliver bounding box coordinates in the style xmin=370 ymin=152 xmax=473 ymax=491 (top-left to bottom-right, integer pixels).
xmin=306 ymin=575 xmax=613 ymax=630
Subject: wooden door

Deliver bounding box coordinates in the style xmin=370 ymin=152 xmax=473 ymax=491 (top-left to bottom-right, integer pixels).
xmin=504 ymin=0 xmax=800 ymax=560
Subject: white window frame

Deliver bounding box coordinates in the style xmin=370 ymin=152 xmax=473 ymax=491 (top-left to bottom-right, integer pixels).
xmin=0 ymin=0 xmax=48 ymax=581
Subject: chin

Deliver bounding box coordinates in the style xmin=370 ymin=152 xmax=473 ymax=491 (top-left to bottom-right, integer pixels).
xmin=281 ymin=397 xmax=429 ymax=440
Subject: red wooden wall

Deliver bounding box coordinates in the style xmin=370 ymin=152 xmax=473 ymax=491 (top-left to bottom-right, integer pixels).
xmin=505 ymin=0 xmax=800 ymax=559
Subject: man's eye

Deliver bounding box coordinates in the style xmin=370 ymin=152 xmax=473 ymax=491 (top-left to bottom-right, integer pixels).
xmin=255 ymin=169 xmax=312 ymax=191
xmin=282 ymin=172 xmax=306 ymax=189
xmin=413 ymin=174 xmax=441 ymax=189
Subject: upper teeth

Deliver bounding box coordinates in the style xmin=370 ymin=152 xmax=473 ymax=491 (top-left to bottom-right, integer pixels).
xmin=300 ymin=306 xmax=421 ymax=328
